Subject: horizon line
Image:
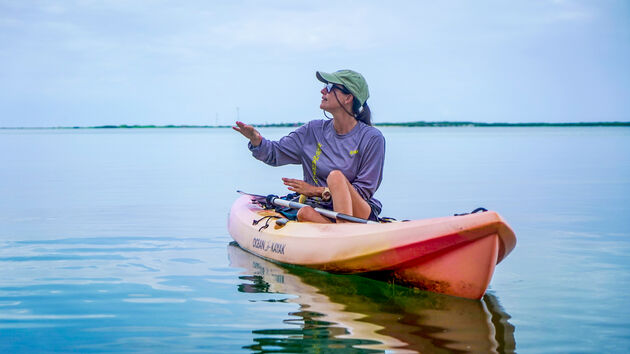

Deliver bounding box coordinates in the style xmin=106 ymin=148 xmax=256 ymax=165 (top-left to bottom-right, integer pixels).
xmin=2 ymin=121 xmax=630 ymax=129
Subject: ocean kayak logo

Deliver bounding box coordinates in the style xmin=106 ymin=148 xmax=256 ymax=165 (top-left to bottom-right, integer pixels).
xmin=252 ymin=237 xmax=285 ymax=255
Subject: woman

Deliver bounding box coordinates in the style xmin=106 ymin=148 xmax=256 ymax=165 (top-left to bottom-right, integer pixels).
xmin=233 ymin=69 xmax=385 ymax=223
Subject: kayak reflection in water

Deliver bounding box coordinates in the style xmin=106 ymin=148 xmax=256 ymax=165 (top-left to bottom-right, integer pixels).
xmin=233 ymin=69 xmax=386 ymax=223
xmin=228 ymin=242 xmax=517 ymax=353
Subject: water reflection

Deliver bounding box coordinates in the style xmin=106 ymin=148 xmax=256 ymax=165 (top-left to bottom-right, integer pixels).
xmin=228 ymin=242 xmax=516 ymax=353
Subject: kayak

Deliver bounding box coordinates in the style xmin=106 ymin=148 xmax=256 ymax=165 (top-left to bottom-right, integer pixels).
xmin=227 ymin=194 xmax=516 ymax=299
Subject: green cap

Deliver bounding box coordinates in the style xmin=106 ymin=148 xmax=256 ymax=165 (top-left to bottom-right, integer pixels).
xmin=316 ymin=69 xmax=370 ymax=106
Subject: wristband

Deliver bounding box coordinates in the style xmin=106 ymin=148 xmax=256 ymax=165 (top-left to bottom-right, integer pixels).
xmin=321 ymin=187 xmax=331 ymax=201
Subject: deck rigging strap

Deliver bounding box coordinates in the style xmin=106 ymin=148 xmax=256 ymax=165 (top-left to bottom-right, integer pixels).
xmin=454 ymin=207 xmax=488 ymax=216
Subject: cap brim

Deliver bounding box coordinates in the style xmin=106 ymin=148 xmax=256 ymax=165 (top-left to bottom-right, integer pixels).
xmin=316 ymin=71 xmax=342 ymax=85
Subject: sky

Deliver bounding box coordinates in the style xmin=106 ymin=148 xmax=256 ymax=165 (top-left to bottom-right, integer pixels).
xmin=1 ymin=0 xmax=629 ymax=127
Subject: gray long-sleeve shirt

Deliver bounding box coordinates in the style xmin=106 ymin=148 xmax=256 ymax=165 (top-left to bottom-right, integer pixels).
xmin=248 ymin=119 xmax=385 ymax=214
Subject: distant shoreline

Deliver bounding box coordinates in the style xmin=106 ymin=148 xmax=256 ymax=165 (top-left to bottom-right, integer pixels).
xmin=2 ymin=121 xmax=629 ymax=129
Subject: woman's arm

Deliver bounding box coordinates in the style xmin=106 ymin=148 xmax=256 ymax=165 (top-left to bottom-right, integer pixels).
xmin=352 ymin=133 xmax=386 ymax=200
xmin=234 ymin=121 xmax=310 ymax=167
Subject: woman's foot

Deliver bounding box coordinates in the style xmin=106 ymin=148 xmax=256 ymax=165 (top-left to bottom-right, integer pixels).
xmin=297 ymin=206 xmax=332 ymax=223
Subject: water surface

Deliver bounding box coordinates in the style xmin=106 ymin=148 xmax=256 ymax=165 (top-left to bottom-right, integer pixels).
xmin=1 ymin=127 xmax=629 ymax=352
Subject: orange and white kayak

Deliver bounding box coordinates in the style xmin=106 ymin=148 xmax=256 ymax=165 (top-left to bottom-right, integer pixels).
xmin=227 ymin=194 xmax=516 ymax=299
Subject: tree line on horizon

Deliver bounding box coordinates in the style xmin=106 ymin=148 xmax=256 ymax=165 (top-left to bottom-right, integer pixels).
xmin=3 ymin=121 xmax=629 ymax=129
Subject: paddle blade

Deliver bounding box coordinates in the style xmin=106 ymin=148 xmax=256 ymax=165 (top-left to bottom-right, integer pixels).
xmin=236 ymin=190 xmax=267 ymax=203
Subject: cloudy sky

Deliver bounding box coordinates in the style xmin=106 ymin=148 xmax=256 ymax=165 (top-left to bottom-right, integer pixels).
xmin=1 ymin=0 xmax=629 ymax=127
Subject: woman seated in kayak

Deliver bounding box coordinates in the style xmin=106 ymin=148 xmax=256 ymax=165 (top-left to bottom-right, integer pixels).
xmin=233 ymin=69 xmax=385 ymax=223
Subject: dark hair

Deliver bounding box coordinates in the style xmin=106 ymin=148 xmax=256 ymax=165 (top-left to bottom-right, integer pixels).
xmin=353 ymin=100 xmax=371 ymax=126
xmin=329 ymin=84 xmax=372 ymax=125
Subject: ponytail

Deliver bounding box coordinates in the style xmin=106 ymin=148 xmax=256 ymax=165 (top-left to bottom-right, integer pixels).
xmin=353 ymin=101 xmax=372 ymax=126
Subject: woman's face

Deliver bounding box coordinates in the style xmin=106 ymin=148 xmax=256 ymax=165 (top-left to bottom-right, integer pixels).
xmin=320 ymin=84 xmax=352 ymax=112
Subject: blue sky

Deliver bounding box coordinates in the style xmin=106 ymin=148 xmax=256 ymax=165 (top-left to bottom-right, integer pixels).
xmin=1 ymin=0 xmax=629 ymax=127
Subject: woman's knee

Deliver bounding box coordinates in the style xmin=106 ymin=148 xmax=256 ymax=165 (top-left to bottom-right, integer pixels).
xmin=327 ymin=170 xmax=347 ymax=187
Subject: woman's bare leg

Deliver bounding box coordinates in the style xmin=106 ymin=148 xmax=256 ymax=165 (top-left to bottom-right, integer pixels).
xmin=327 ymin=170 xmax=371 ymax=222
xmin=296 ymin=171 xmax=370 ymax=223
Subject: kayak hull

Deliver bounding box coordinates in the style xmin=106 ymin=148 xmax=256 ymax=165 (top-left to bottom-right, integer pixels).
xmin=227 ymin=195 xmax=516 ymax=299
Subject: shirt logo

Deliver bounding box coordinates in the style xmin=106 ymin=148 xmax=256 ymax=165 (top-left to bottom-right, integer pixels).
xmin=349 ymin=149 xmax=358 ymax=156
xmin=311 ymin=143 xmax=323 ymax=185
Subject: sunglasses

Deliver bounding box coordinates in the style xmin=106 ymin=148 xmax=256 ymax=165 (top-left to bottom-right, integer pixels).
xmin=325 ymin=83 xmax=350 ymax=94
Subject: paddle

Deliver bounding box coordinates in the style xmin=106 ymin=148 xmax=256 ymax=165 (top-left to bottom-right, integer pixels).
xmin=237 ymin=190 xmax=378 ymax=224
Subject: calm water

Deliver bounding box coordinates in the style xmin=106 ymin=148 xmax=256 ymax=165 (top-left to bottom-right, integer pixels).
xmin=1 ymin=127 xmax=629 ymax=352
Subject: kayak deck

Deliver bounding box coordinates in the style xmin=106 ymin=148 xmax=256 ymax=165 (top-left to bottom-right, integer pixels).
xmin=227 ymin=195 xmax=516 ymax=299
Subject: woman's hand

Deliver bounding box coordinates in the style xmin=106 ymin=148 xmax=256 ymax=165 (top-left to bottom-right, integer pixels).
xmin=282 ymin=178 xmax=321 ymax=197
xmin=233 ymin=121 xmax=262 ymax=147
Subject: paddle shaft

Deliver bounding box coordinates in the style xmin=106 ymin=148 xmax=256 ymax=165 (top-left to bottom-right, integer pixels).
xmin=270 ymin=197 xmax=378 ymax=224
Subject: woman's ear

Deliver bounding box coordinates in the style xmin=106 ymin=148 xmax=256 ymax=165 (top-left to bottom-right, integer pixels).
xmin=346 ymin=94 xmax=355 ymax=105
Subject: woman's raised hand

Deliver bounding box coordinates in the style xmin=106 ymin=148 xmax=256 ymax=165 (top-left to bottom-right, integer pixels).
xmin=233 ymin=121 xmax=262 ymax=147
